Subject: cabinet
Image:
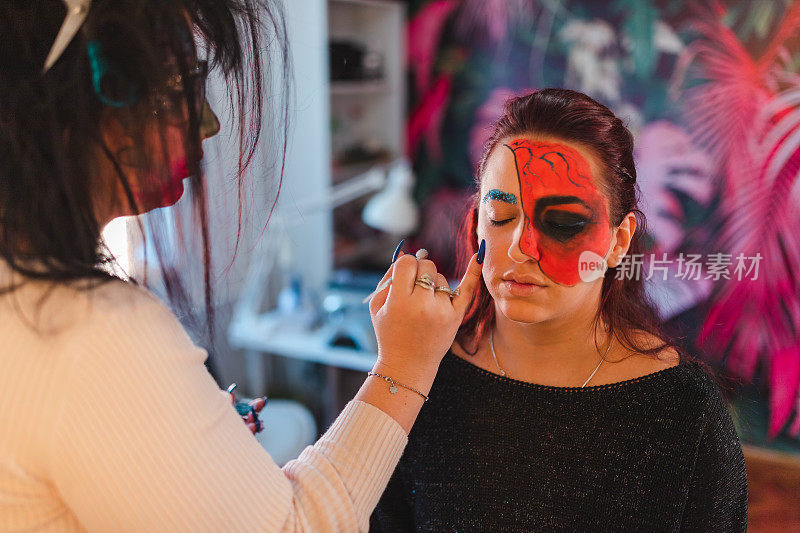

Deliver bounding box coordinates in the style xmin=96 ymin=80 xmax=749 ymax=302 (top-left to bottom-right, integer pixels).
xmin=327 ymin=0 xmax=406 ymax=270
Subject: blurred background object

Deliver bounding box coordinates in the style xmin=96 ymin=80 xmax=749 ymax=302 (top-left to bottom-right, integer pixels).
xmin=255 ymin=399 xmax=318 ymax=466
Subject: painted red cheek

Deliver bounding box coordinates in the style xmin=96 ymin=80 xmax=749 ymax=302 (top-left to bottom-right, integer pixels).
xmin=520 ymin=216 xmax=541 ymax=260
xmin=506 ymin=139 xmax=612 ymax=286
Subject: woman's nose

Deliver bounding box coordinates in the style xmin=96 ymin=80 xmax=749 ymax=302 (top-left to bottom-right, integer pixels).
xmin=509 ymin=220 xmax=540 ymax=263
xmin=200 ymin=100 xmax=220 ymax=140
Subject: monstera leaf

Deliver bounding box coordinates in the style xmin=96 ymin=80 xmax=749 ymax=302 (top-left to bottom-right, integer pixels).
xmin=635 ymin=120 xmax=714 ymax=254
xmin=613 ymin=0 xmax=659 ymax=78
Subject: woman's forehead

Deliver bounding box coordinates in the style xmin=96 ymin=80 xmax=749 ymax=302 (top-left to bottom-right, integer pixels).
xmin=481 ymin=136 xmax=605 ymax=197
xmin=481 ymin=146 xmax=522 ymax=196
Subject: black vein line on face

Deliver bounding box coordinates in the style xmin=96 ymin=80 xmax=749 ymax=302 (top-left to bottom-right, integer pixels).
xmin=504 ymin=144 xmax=533 ymax=234
xmin=504 ymin=142 xmax=592 ymax=189
xmin=503 ymin=143 xmax=547 ymax=187
xmin=539 ymin=151 xmax=587 ymax=188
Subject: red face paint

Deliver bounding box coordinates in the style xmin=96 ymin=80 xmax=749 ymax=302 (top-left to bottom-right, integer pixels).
xmin=133 ymin=158 xmax=190 ymax=208
xmin=505 ymin=139 xmax=612 ymax=286
xmin=161 ymin=158 xmax=189 ymax=205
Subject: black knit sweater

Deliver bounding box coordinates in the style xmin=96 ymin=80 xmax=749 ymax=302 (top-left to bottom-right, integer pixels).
xmin=371 ymin=351 xmax=748 ymax=532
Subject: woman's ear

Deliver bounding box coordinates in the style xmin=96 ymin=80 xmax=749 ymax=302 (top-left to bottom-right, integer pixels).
xmin=607 ymin=212 xmax=637 ymax=268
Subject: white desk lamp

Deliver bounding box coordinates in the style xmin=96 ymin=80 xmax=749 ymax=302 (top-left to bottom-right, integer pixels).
xmin=362 ymin=158 xmax=419 ymax=235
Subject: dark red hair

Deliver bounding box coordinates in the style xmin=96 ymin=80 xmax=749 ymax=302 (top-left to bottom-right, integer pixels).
xmin=456 ymin=88 xmax=684 ymax=360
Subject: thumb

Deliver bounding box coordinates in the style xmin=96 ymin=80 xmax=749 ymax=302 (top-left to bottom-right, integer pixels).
xmin=452 ymin=247 xmax=484 ymax=317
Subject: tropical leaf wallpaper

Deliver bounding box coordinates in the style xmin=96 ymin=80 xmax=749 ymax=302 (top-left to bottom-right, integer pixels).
xmin=402 ymin=0 xmax=800 ymax=449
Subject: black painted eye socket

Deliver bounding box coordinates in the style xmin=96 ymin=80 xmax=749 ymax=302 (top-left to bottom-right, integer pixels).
xmin=540 ymin=211 xmax=589 ymax=241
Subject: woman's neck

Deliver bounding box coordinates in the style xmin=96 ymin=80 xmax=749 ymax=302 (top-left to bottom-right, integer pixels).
xmin=491 ymin=303 xmax=611 ymax=385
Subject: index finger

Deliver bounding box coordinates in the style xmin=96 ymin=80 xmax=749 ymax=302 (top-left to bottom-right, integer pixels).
xmin=451 ymin=252 xmax=483 ymax=317
xmin=366 ymin=262 xmax=395 ymax=313
xmin=387 ymin=254 xmax=419 ymax=298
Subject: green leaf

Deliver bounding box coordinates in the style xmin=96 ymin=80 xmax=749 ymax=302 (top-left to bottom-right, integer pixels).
xmin=613 ymin=0 xmax=660 ymax=78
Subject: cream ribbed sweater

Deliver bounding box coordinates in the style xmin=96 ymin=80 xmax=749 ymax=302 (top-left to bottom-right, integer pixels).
xmin=0 ymin=266 xmax=407 ymax=532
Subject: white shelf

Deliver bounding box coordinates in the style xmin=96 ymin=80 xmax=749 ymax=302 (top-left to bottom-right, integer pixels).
xmin=229 ymin=312 xmax=377 ymax=373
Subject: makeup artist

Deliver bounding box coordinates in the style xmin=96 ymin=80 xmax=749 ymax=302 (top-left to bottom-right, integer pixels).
xmin=0 ymin=1 xmax=482 ymax=531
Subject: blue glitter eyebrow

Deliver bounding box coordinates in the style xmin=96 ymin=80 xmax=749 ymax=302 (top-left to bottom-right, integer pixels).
xmin=482 ymin=189 xmax=518 ymax=205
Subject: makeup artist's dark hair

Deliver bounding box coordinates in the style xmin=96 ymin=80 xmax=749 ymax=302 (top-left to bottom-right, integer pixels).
xmin=456 ymin=88 xmax=685 ymax=362
xmin=0 ymin=0 xmax=289 ymax=345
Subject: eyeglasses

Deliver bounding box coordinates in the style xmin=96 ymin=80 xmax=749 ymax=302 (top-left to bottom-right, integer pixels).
xmin=151 ymin=60 xmax=208 ymax=124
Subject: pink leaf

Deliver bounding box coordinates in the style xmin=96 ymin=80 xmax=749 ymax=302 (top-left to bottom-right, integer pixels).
xmin=407 ymin=0 xmax=458 ymax=95
xmin=635 ymin=120 xmax=713 ymax=253
xmin=768 ymin=345 xmax=800 ymax=439
xmin=406 ymin=75 xmax=453 ymax=160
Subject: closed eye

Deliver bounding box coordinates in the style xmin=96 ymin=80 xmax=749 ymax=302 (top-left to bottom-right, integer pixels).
xmin=548 ymin=219 xmax=587 ymax=229
xmin=489 ymin=218 xmax=514 ymax=226
xmin=540 ymin=211 xmax=590 ymax=240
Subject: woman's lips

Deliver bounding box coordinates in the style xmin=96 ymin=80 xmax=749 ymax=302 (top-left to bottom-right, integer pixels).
xmin=501 ymin=279 xmax=547 ymax=296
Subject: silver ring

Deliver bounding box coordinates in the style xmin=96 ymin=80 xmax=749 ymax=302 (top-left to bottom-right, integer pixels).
xmin=414 ymin=273 xmax=436 ymax=290
xmin=434 ymin=286 xmax=459 ymax=299
xmin=415 ymin=248 xmax=429 ymax=260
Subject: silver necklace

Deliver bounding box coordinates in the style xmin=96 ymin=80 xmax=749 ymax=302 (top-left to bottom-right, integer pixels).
xmin=489 ymin=329 xmax=613 ymax=388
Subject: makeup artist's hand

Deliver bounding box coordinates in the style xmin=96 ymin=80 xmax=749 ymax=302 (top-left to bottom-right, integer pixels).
xmin=368 ymin=242 xmax=484 ymax=378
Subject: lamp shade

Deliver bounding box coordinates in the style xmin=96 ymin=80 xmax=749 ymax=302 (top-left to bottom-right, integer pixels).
xmin=362 ymin=158 xmax=419 ymax=235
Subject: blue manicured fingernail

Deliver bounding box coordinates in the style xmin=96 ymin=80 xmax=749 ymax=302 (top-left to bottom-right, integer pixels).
xmin=476 ymin=239 xmax=486 ymax=264
xmin=392 ymin=239 xmax=405 ymax=263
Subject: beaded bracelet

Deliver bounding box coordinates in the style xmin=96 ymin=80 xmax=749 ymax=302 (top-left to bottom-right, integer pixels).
xmin=367 ymin=372 xmax=429 ymax=402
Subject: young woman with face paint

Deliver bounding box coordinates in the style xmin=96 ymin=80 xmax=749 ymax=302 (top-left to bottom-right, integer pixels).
xmin=0 ymin=2 xmax=482 ymax=530
xmin=371 ymin=89 xmax=748 ymax=532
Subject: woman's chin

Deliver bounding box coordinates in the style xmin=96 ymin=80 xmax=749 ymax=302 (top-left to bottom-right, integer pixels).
xmin=133 ymin=178 xmax=186 ymax=211
xmin=495 ymin=299 xmax=553 ymax=325
xmin=160 ymin=180 xmax=185 ymax=207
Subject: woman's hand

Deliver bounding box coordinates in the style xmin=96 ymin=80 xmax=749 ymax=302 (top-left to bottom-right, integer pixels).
xmin=226 ymin=384 xmax=268 ymax=435
xmin=368 ymin=244 xmax=484 ymax=382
